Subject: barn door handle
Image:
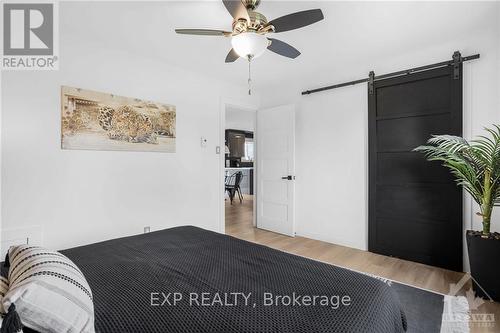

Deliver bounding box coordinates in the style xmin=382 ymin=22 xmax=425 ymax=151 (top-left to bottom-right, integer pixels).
xmin=281 ymin=175 xmax=294 ymax=180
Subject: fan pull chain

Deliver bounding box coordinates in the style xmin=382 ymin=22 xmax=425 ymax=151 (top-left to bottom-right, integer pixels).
xmin=248 ymin=58 xmax=252 ymax=96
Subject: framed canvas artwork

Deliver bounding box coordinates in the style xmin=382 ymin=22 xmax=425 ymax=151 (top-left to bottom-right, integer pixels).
xmin=61 ymin=86 xmax=176 ymax=152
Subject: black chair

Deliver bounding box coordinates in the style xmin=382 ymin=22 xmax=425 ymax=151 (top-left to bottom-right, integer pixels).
xmin=225 ymin=171 xmax=244 ymax=204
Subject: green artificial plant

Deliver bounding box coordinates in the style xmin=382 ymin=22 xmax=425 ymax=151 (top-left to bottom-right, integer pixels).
xmin=415 ymin=125 xmax=500 ymax=236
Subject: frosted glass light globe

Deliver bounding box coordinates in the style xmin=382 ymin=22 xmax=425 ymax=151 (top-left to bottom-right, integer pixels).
xmin=231 ymin=32 xmax=268 ymax=59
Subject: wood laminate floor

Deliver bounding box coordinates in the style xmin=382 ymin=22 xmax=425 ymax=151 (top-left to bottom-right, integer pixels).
xmin=225 ymin=194 xmax=499 ymax=332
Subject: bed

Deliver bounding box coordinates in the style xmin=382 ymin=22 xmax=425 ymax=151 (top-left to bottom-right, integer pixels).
xmin=25 ymin=226 xmax=407 ymax=332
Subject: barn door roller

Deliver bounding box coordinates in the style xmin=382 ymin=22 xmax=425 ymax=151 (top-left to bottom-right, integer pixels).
xmin=452 ymin=51 xmax=462 ymax=80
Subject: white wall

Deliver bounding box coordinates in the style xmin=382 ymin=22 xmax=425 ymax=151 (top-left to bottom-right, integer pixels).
xmin=1 ymin=39 xmax=258 ymax=253
xmin=225 ymin=107 xmax=256 ymax=132
xmin=261 ymin=8 xmax=500 ymax=265
xmin=295 ymin=86 xmax=367 ymax=249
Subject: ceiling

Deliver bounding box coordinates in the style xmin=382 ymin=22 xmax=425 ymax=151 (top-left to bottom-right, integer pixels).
xmin=61 ymin=1 xmax=498 ymax=93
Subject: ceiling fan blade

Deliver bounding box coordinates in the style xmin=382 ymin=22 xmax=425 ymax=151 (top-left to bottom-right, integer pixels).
xmin=175 ymin=29 xmax=230 ymax=36
xmin=267 ymin=38 xmax=301 ymax=59
xmin=268 ymin=9 xmax=324 ymax=33
xmin=225 ymin=48 xmax=239 ymax=63
xmin=222 ymin=0 xmax=250 ymax=22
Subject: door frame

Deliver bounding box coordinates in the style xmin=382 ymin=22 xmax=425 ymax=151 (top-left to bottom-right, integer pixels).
xmin=219 ymin=98 xmax=258 ymax=234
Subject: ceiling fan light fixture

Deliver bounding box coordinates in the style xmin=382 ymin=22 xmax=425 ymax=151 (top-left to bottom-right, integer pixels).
xmin=176 ymin=1 xmax=325 ymax=94
xmin=231 ymin=32 xmax=268 ymax=59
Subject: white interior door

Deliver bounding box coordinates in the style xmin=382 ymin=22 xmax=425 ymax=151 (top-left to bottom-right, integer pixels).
xmin=256 ymin=104 xmax=295 ymax=236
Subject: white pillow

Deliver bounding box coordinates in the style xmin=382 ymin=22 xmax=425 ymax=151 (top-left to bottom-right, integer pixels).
xmin=2 ymin=245 xmax=95 ymax=333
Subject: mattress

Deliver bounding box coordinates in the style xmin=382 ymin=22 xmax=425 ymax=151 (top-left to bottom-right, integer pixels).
xmin=21 ymin=226 xmax=408 ymax=332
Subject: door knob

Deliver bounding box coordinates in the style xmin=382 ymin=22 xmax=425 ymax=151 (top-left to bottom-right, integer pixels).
xmin=281 ymin=175 xmax=294 ymax=180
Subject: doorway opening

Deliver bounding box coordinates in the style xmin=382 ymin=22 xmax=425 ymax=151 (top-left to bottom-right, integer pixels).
xmin=223 ymin=105 xmax=257 ymax=235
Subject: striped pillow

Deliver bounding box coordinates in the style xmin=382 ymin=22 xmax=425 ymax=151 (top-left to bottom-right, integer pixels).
xmin=0 ymin=276 xmax=8 ymax=326
xmin=0 ymin=276 xmax=8 ymax=305
xmin=2 ymin=245 xmax=95 ymax=333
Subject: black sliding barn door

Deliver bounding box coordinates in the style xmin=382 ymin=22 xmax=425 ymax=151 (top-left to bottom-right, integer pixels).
xmin=368 ymin=65 xmax=463 ymax=271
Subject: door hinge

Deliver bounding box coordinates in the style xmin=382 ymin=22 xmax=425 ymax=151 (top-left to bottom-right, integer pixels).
xmin=368 ymin=71 xmax=375 ymax=95
xmin=452 ymin=51 xmax=462 ymax=80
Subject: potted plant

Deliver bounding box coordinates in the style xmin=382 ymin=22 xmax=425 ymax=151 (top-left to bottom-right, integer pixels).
xmin=415 ymin=125 xmax=500 ymax=301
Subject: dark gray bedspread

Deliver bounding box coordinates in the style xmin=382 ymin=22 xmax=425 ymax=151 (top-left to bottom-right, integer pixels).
xmin=55 ymin=226 xmax=406 ymax=332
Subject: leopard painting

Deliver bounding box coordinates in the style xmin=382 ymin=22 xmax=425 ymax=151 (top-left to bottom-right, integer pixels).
xmin=98 ymin=105 xmax=158 ymax=144
xmin=61 ymin=86 xmax=176 ymax=152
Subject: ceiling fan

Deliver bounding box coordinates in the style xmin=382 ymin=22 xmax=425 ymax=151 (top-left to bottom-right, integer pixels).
xmin=175 ymin=0 xmax=324 ymax=94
